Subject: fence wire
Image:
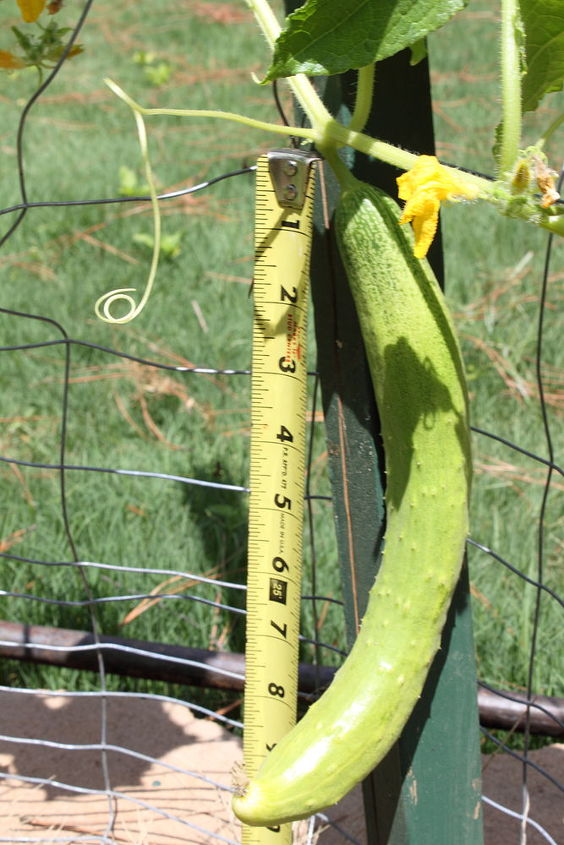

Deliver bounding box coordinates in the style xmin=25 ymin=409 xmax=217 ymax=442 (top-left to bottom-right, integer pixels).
xmin=0 ymin=2 xmax=562 ymax=844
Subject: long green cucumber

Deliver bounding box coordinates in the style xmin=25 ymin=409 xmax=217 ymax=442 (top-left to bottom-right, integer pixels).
xmin=232 ymin=180 xmax=472 ymax=826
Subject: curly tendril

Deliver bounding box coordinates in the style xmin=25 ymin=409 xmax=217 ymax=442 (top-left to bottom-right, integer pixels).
xmin=95 ymin=83 xmax=161 ymax=324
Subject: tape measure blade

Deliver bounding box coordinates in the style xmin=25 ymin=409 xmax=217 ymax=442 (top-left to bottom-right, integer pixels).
xmin=242 ymin=152 xmax=317 ymax=845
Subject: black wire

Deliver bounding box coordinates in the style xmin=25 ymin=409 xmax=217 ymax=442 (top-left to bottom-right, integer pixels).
xmin=272 ymin=78 xmax=300 ymax=149
xmin=4 ymin=233 xmax=118 ymax=839
xmin=304 ymin=371 xmax=327 ymax=687
xmin=0 ymin=308 xmax=322 ymax=378
xmin=0 ymin=166 xmax=257 ymax=218
xmin=272 ymin=79 xmax=290 ymax=127
xmin=471 ymin=425 xmax=564 ymax=477
xmin=0 ymin=315 xmax=250 ymax=373
xmin=0 ymin=0 xmax=97 ymax=249
xmin=521 ymin=163 xmax=564 ymax=813
xmin=481 ymin=727 xmax=563 ymax=793
xmin=466 ymin=539 xmax=564 ymax=609
xmin=0 ymin=5 xmax=124 ymax=833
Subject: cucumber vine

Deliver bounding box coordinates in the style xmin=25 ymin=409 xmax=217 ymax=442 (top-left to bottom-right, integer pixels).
xmin=499 ymin=0 xmax=524 ymax=175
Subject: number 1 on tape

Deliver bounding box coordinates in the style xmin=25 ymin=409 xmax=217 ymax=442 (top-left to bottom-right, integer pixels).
xmin=243 ymin=150 xmax=318 ymax=844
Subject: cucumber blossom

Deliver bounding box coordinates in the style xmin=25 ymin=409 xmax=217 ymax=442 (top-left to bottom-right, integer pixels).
xmin=232 ymin=180 xmax=472 ymax=826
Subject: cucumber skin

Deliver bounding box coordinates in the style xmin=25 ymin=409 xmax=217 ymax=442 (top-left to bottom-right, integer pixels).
xmin=233 ymin=183 xmax=472 ymax=826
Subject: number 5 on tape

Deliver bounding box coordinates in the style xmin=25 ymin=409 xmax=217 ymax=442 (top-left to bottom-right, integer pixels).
xmin=243 ymin=149 xmax=318 ymax=844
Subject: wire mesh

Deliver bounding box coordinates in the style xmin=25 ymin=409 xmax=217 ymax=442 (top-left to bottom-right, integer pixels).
xmin=0 ymin=2 xmax=562 ymax=844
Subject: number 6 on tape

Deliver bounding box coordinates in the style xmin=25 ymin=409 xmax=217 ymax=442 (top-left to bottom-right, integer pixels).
xmin=243 ymin=149 xmax=318 ymax=845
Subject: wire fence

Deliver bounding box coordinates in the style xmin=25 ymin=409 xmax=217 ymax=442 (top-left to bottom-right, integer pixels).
xmin=0 ymin=2 xmax=563 ymax=844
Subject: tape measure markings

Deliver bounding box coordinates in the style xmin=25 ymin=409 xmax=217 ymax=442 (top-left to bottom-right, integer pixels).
xmin=242 ymin=149 xmax=318 ymax=845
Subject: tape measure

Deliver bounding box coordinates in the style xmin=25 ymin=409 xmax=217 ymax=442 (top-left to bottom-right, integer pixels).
xmin=243 ymin=149 xmax=318 ymax=844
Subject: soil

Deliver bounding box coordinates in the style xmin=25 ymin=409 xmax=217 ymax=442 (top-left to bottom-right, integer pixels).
xmin=0 ymin=692 xmax=562 ymax=844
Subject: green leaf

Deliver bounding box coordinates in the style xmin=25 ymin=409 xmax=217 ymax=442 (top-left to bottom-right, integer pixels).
xmin=132 ymin=50 xmax=157 ymax=66
xmin=132 ymin=232 xmax=155 ymax=251
xmin=265 ymin=0 xmax=467 ymax=81
xmin=159 ymin=232 xmax=182 ymax=259
xmin=521 ymin=0 xmax=564 ymax=112
xmin=11 ymin=26 xmax=33 ymax=53
xmin=144 ymin=61 xmax=172 ymax=87
xmin=118 ymin=166 xmax=139 ymax=196
xmin=133 ymin=230 xmax=182 ymax=260
xmin=492 ymin=121 xmax=503 ymax=165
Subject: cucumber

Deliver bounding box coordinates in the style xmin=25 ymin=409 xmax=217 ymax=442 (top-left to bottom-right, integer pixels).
xmin=232 ymin=180 xmax=471 ymax=826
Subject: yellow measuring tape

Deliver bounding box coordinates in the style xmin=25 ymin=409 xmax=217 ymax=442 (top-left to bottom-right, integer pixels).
xmin=243 ymin=150 xmax=318 ymax=844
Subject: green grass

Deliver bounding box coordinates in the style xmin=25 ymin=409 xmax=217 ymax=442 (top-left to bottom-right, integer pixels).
xmin=0 ymin=0 xmax=562 ymax=755
xmin=0 ymin=0 xmax=343 ymax=715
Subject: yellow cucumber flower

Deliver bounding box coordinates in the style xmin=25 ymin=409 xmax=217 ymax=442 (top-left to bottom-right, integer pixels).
xmin=397 ymin=155 xmax=478 ymax=258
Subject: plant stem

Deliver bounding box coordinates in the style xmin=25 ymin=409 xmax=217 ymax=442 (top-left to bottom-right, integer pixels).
xmin=244 ymin=0 xmax=431 ymax=174
xmin=324 ymin=119 xmax=492 ymax=195
xmin=106 ymin=75 xmax=492 ymax=202
xmin=349 ymin=64 xmax=375 ymax=134
xmin=104 ymin=78 xmax=317 ymax=144
xmin=245 ymin=0 xmax=333 ymax=131
xmin=326 ymin=119 xmax=417 ymax=170
xmin=498 ymin=0 xmax=522 ymax=176
xmin=245 ymin=0 xmax=281 ymax=47
xmin=320 ymin=145 xmax=358 ymax=190
xmin=244 ymin=0 xmax=492 ymax=198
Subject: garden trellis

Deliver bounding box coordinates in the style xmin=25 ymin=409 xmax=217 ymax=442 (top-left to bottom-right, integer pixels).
xmin=1 ymin=1 xmax=563 ymax=843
